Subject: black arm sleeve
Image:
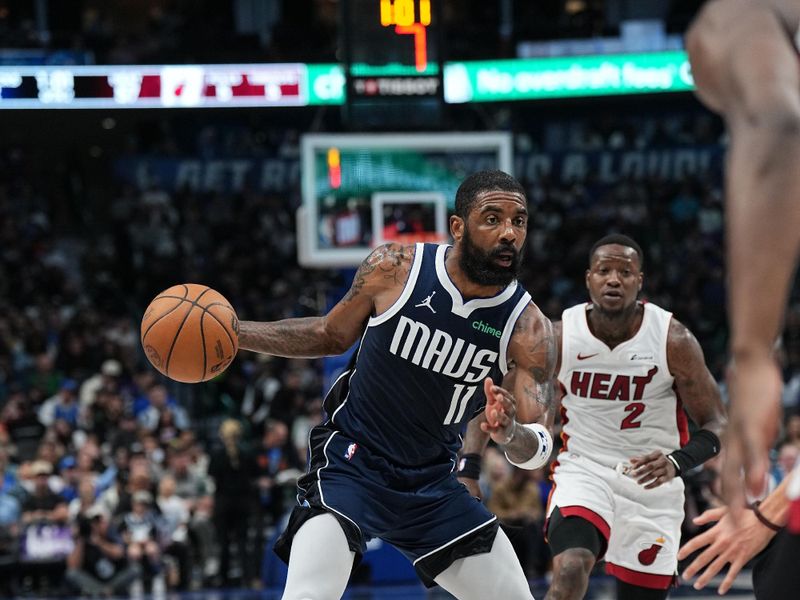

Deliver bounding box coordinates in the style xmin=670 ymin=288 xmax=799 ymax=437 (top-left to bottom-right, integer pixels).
xmin=667 ymin=429 xmax=721 ymax=475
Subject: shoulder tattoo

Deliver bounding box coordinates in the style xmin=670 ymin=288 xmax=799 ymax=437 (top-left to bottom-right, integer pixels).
xmin=341 ymin=243 xmax=413 ymax=304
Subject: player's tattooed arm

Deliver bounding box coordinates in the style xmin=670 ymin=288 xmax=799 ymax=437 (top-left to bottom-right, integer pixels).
xmin=667 ymin=318 xmax=726 ymax=437
xmin=505 ymin=303 xmax=557 ymax=424
xmin=239 ymin=243 xmax=414 ymax=358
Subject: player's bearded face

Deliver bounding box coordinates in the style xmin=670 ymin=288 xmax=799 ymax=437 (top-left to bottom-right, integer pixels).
xmin=460 ymin=226 xmax=521 ymax=286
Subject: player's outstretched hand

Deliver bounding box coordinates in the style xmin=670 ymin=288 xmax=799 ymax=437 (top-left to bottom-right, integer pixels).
xmin=629 ymin=451 xmax=677 ymax=489
xmin=677 ymin=505 xmax=775 ymax=595
xmin=480 ymin=377 xmax=517 ymax=445
xmin=723 ymin=359 xmax=782 ymax=513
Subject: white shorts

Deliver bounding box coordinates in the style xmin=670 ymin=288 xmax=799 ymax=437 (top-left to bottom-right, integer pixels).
xmin=546 ymin=451 xmax=684 ymax=589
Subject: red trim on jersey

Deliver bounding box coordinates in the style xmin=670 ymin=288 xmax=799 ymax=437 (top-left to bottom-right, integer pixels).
xmin=605 ymin=562 xmax=675 ymax=590
xmin=559 ymin=506 xmax=611 ymax=541
xmin=672 ymin=386 xmax=690 ymax=447
xmin=559 ymin=403 xmax=570 ymax=452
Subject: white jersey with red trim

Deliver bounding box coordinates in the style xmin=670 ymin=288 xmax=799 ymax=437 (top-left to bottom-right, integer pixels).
xmin=557 ymin=302 xmax=689 ymax=469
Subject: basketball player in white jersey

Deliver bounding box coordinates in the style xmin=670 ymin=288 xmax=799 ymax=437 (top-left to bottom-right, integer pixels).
xmin=672 ymin=2 xmax=800 ymax=598
xmin=460 ymin=234 xmax=726 ymax=600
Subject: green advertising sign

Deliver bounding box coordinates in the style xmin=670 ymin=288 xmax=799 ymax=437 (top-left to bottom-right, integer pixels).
xmin=442 ymin=51 xmax=694 ymax=103
xmin=306 ymin=64 xmax=346 ymax=105
xmin=304 ymin=52 xmax=694 ymax=105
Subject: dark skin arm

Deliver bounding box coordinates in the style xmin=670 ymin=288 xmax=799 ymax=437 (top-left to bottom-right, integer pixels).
xmin=238 ymin=243 xmax=413 ymax=357
xmin=629 ymin=318 xmax=727 ymax=489
xmin=482 ymin=303 xmax=556 ymax=461
xmin=461 ymin=306 xmax=556 ymax=490
xmin=687 ymin=0 xmax=800 ymax=503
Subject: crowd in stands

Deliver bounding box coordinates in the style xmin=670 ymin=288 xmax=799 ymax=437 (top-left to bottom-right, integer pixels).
xmin=0 ymin=102 xmax=799 ymax=595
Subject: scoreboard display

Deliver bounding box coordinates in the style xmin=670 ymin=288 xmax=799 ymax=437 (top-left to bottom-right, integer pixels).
xmin=341 ymin=0 xmax=444 ymax=128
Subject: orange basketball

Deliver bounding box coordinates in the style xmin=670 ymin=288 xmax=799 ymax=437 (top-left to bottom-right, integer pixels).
xmin=140 ymin=283 xmax=239 ymax=383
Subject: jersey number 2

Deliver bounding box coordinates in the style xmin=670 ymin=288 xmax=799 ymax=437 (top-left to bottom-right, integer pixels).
xmin=444 ymin=384 xmax=477 ymax=425
xmin=621 ymin=402 xmax=645 ymax=429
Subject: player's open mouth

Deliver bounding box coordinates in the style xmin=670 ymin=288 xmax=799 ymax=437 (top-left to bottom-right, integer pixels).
xmin=494 ymin=252 xmax=515 ymax=266
xmin=602 ymin=290 xmax=622 ymax=299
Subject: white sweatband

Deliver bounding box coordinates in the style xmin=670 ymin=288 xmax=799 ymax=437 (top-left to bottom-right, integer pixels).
xmin=504 ymin=423 xmax=553 ymax=470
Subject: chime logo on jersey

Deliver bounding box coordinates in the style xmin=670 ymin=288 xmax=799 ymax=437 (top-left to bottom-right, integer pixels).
xmin=344 ymin=442 xmax=358 ymax=461
xmin=389 ymin=316 xmax=498 ymax=382
xmin=637 ymin=537 xmax=666 ymax=565
xmin=569 ymin=366 xmax=659 ymax=401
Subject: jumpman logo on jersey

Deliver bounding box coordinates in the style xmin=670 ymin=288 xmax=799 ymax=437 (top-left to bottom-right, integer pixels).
xmin=415 ymin=291 xmax=437 ymax=313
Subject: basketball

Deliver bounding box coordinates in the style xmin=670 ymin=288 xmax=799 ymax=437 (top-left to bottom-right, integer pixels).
xmin=140 ymin=283 xmax=239 ymax=383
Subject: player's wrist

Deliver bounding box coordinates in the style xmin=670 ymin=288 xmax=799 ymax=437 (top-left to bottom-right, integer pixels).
xmin=748 ymin=500 xmax=782 ymax=532
xmin=457 ymin=453 xmax=482 ymax=480
xmin=501 ymin=421 xmax=517 ymax=445
xmin=665 ymin=454 xmax=682 ymax=476
xmin=667 ymin=429 xmax=721 ymax=476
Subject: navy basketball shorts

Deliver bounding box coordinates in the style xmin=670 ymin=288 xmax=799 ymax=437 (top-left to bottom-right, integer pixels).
xmin=274 ymin=426 xmax=499 ymax=586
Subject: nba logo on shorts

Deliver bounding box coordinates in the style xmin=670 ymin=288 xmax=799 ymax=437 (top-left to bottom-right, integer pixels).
xmin=344 ymin=443 xmax=358 ymax=461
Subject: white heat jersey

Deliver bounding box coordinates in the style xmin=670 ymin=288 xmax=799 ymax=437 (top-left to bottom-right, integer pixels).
xmin=557 ymin=302 xmax=689 ymax=469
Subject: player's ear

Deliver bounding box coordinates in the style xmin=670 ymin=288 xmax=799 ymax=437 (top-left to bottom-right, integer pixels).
xmin=450 ymin=215 xmax=464 ymax=241
xmin=638 ymin=272 xmax=643 ymax=291
xmin=585 ymin=269 xmax=591 ymax=290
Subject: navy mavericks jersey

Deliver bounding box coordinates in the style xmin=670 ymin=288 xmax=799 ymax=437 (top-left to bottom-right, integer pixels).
xmin=325 ymin=243 xmax=531 ymax=468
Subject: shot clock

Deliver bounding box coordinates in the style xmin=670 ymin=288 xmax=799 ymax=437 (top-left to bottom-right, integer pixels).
xmin=341 ymin=0 xmax=445 ymax=129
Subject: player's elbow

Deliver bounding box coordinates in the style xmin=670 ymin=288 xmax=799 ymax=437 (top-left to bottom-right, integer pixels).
xmin=320 ymin=319 xmax=356 ymax=355
xmin=742 ymin=94 xmax=800 ymax=137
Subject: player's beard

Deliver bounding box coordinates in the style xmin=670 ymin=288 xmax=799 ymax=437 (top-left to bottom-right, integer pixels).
xmin=459 ymin=228 xmax=521 ymax=287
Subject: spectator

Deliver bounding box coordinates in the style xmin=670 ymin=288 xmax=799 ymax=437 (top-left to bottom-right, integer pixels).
xmin=66 ymin=504 xmax=140 ymax=597
xmin=156 ymin=475 xmax=191 ymax=590
xmin=255 ymin=419 xmax=302 ymax=528
xmin=0 ymin=446 xmax=22 ymax=568
xmin=38 ymin=379 xmax=79 ymax=429
xmin=78 ymin=358 xmax=123 ymax=412
xmin=67 ymin=477 xmax=97 ymax=521
xmin=119 ymin=490 xmax=163 ymax=592
xmin=208 ymin=419 xmax=256 ymax=587
xmin=21 ymin=461 xmax=68 ymax=526
xmin=139 ymin=383 xmax=189 ymax=433
xmin=57 ymin=455 xmax=80 ymax=503
xmin=19 ymin=461 xmax=71 ymax=593
xmin=487 ymin=468 xmax=549 ymax=578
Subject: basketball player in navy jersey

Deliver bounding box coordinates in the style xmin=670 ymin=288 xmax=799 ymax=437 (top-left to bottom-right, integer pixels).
xmin=238 ymin=170 xmax=556 ymax=600
xmin=461 ymin=235 xmax=726 ymax=600
xmin=672 ymin=1 xmax=800 ymax=597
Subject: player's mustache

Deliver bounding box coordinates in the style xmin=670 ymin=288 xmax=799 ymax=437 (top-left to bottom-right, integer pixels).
xmin=489 ymin=244 xmax=518 ymax=260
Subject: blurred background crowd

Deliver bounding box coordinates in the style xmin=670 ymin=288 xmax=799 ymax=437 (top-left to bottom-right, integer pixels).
xmin=0 ymin=0 xmax=799 ymax=597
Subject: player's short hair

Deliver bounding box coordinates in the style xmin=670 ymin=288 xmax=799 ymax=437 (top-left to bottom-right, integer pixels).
xmin=589 ymin=234 xmax=644 ymax=268
xmin=454 ymin=170 xmax=526 ymax=219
